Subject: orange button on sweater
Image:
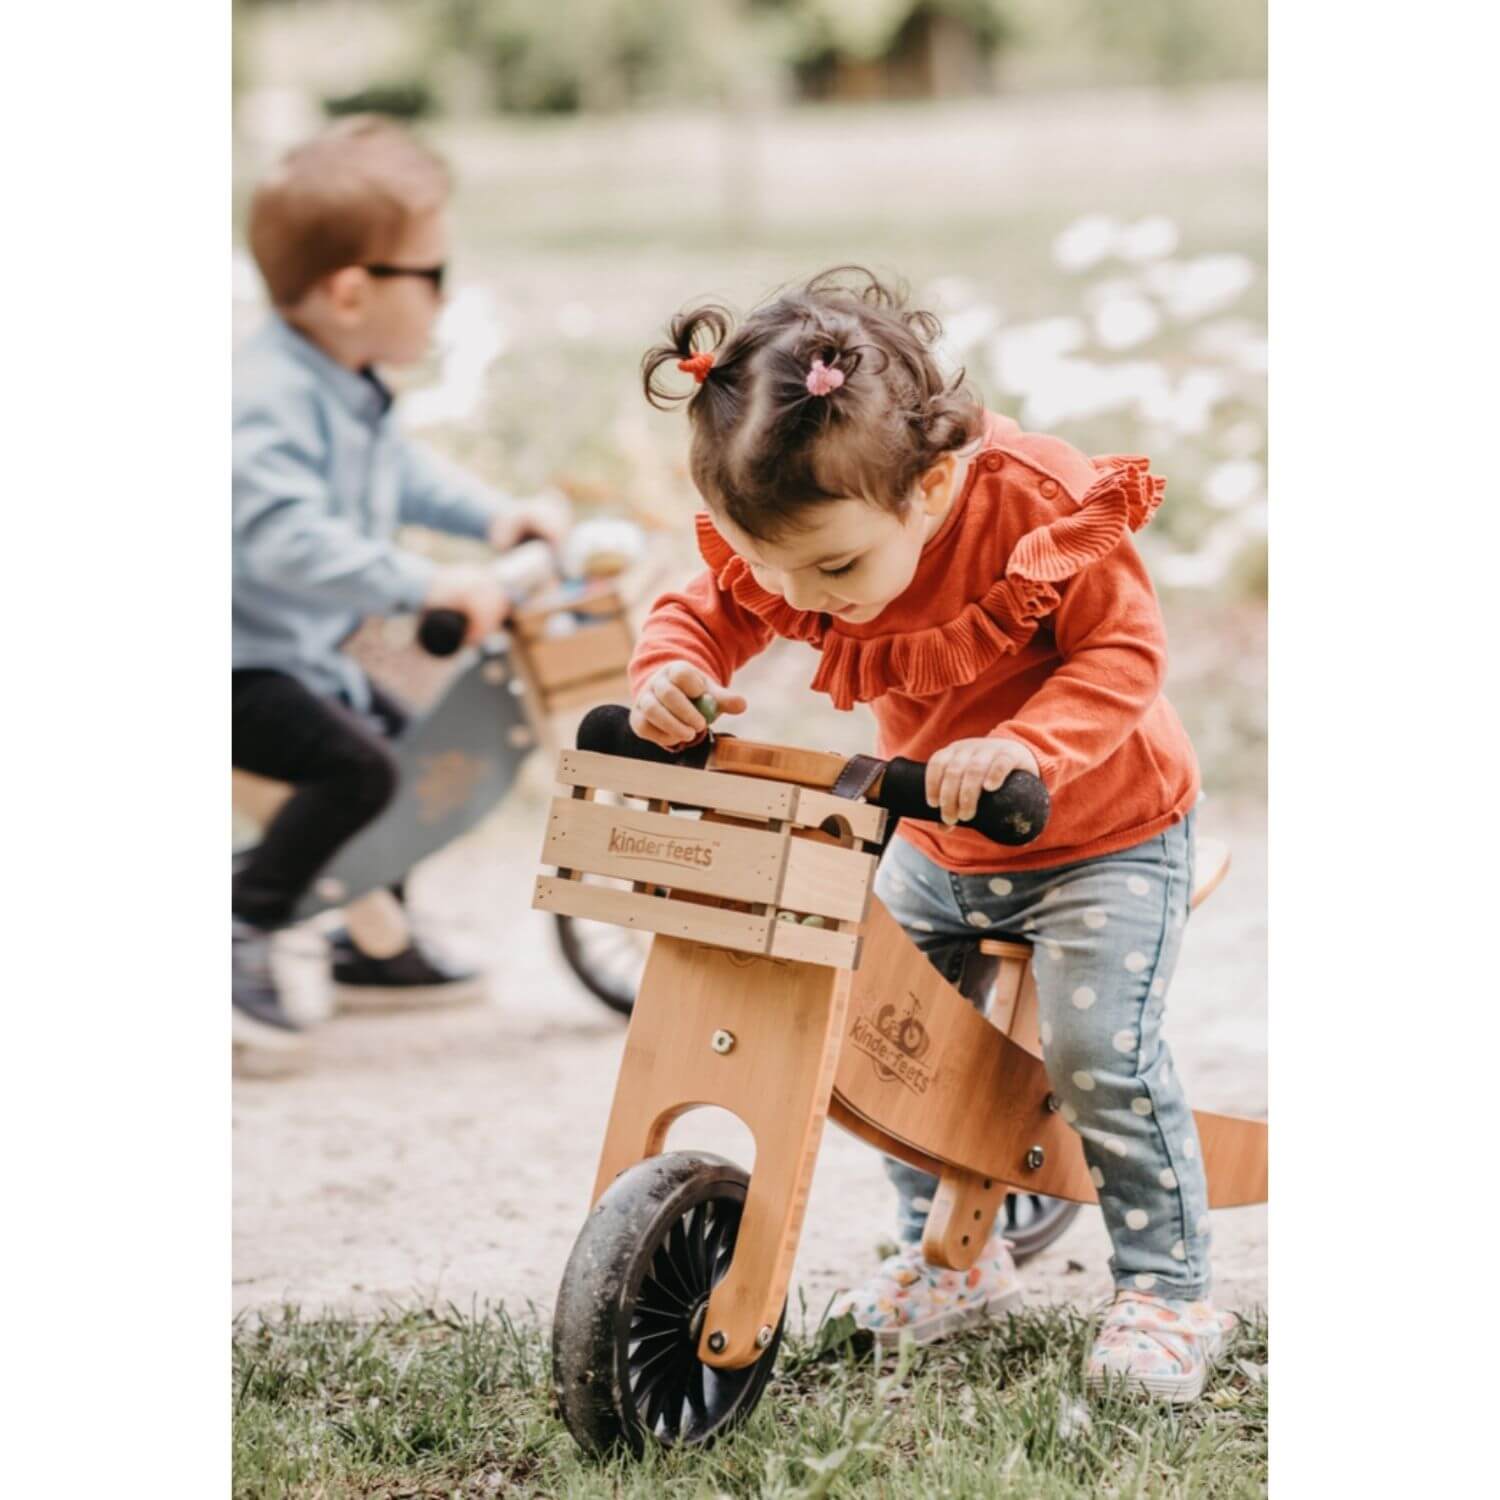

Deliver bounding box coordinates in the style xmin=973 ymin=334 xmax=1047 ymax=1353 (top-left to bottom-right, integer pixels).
xmin=629 ymin=412 xmax=1200 ymax=873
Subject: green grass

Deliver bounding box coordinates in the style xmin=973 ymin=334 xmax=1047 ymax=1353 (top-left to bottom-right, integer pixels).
xmin=233 ymin=1301 xmax=1268 ymax=1498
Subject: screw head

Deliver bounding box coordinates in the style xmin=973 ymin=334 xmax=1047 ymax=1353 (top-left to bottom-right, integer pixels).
xmin=710 ymin=1029 xmax=736 ymax=1055
xmin=1025 ymin=1146 xmax=1046 ymax=1171
xmin=1044 ymin=1092 xmax=1062 ymax=1113
xmin=707 ymin=1330 xmax=727 ymax=1354
xmin=755 ymin=1325 xmax=773 ymax=1349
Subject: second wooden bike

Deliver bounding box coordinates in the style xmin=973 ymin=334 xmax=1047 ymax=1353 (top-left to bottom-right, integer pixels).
xmin=535 ymin=706 xmax=1267 ymax=1456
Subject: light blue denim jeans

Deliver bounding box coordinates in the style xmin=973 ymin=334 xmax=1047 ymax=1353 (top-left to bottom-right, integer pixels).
xmin=876 ymin=810 xmax=1210 ymax=1300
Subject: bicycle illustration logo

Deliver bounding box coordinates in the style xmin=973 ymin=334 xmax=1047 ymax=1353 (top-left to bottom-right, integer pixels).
xmin=849 ymin=991 xmax=935 ymax=1096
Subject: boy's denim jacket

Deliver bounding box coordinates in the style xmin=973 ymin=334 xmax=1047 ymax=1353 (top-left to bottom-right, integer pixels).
xmin=233 ymin=315 xmax=506 ymax=711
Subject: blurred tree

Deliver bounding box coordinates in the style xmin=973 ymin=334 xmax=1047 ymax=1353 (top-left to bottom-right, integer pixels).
xmin=763 ymin=1 xmax=1013 ymax=101
xmin=235 ymin=0 xmax=1266 ymax=118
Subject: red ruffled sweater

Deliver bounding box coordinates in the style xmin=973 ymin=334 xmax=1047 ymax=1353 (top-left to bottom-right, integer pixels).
xmin=629 ymin=412 xmax=1200 ymax=872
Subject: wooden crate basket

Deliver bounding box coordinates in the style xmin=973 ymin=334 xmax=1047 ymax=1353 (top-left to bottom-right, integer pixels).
xmin=509 ymin=585 xmax=635 ymax=715
xmin=531 ymin=749 xmax=885 ymax=969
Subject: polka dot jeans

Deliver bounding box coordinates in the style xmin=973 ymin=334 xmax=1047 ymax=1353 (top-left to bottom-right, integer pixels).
xmin=875 ymin=811 xmax=1211 ymax=1301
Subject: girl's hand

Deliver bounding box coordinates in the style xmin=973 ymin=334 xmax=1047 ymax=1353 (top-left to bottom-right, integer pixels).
xmin=630 ymin=661 xmax=748 ymax=749
xmin=926 ymin=737 xmax=1042 ymax=826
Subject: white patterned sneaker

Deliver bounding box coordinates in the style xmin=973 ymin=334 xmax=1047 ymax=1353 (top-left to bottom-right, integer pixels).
xmin=1084 ymin=1290 xmax=1238 ymax=1403
xmin=826 ymin=1233 xmax=1024 ymax=1349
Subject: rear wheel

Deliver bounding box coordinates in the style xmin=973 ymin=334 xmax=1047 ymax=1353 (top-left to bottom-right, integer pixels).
xmin=552 ymin=1151 xmax=784 ymax=1456
xmin=1003 ymin=1191 xmax=1082 ymax=1263
xmin=554 ymin=910 xmax=648 ymax=1017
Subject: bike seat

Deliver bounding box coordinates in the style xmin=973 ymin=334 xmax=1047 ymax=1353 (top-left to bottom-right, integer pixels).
xmin=1190 ymin=836 xmax=1230 ymax=910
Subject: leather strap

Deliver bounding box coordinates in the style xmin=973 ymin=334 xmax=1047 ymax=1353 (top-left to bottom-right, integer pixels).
xmin=831 ymin=753 xmax=885 ymax=802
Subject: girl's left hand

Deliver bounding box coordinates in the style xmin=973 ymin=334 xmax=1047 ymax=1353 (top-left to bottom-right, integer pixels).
xmin=925 ymin=737 xmax=1042 ymax=825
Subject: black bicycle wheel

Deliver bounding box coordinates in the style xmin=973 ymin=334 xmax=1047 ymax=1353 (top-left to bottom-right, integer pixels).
xmin=1003 ymin=1192 xmax=1082 ymax=1263
xmin=552 ymin=1151 xmax=785 ymax=1456
xmin=554 ymin=911 xmax=648 ymax=1017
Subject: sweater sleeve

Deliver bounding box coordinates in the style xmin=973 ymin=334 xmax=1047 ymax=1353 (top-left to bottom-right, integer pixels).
xmin=988 ymin=533 xmax=1168 ymax=791
xmin=629 ymin=568 xmax=777 ymax=695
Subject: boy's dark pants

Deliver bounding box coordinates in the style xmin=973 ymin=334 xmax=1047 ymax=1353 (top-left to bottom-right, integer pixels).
xmin=232 ymin=670 xmax=407 ymax=930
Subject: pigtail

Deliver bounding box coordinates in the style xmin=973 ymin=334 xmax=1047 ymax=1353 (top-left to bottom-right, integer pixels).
xmin=641 ymin=303 xmax=735 ymax=410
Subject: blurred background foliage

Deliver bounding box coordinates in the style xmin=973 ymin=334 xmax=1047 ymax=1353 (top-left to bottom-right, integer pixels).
xmin=234 ymin=0 xmax=1265 ymax=793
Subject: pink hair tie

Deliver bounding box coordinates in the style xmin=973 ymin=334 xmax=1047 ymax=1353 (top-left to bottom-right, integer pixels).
xmin=805 ymin=358 xmax=845 ymax=397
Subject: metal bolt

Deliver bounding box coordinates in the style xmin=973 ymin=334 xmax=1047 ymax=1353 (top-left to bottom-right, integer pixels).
xmin=755 ymin=1325 xmax=773 ymax=1349
xmin=1044 ymin=1093 xmax=1062 ymax=1113
xmin=711 ymin=1029 xmax=736 ymax=1055
xmin=1025 ymin=1146 xmax=1046 ymax=1171
xmin=707 ymin=1330 xmax=727 ymax=1354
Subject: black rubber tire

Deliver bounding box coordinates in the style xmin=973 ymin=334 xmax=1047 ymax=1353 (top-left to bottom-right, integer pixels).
xmin=553 ymin=912 xmax=646 ymax=1018
xmin=1003 ymin=1192 xmax=1083 ymax=1263
xmin=552 ymin=1151 xmax=785 ymax=1457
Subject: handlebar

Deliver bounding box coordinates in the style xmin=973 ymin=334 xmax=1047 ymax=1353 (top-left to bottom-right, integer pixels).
xmin=576 ymin=705 xmax=1050 ymax=848
xmin=414 ymin=539 xmax=558 ymax=657
xmin=417 ymin=609 xmax=470 ymax=657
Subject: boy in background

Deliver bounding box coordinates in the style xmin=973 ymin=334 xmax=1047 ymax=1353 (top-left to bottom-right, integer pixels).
xmin=233 ymin=115 xmax=560 ymax=1065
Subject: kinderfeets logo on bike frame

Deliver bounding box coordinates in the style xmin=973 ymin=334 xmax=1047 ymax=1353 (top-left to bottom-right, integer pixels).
xmin=850 ymin=991 xmax=935 ymax=1095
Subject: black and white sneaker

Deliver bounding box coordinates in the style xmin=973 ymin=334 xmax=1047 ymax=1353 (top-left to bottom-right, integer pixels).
xmin=326 ymin=928 xmax=486 ymax=1011
xmin=233 ymin=919 xmax=310 ymax=1074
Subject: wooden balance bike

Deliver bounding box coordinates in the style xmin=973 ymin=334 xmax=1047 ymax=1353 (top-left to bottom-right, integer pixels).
xmin=536 ymin=706 xmax=1268 ymax=1456
xmin=232 ymin=547 xmax=647 ymax=1014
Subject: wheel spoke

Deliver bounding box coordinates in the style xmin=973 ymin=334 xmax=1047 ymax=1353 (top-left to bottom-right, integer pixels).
xmin=663 ymin=1217 xmax=698 ymax=1301
xmin=648 ymin=1243 xmax=695 ymax=1306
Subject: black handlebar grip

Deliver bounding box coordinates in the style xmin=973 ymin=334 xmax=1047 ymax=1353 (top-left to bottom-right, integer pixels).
xmin=417 ymin=608 xmax=468 ymax=657
xmin=877 ymin=757 xmax=1050 ymax=847
xmin=575 ymin=704 xmax=712 ymax=768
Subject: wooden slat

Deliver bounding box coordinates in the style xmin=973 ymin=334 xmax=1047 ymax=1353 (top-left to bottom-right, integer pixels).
xmin=778 ymin=837 xmax=875 ymax=923
xmin=541 ymin=796 xmax=787 ymax=904
xmin=768 ymin=918 xmax=861 ymax=969
xmin=525 ymin=618 xmax=635 ymax=690
xmin=790 ymin=786 xmax=887 ymax=845
xmin=534 ymin=876 xmax=772 ymax=954
xmin=512 ymin=583 xmax=624 ymax=640
xmin=556 ymin=749 xmax=800 ymax=822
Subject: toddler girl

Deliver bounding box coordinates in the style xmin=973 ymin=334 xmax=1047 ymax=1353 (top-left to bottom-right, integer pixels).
xmin=627 ymin=267 xmax=1234 ymax=1402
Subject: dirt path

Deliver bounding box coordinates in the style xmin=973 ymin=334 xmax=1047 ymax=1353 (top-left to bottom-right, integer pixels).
xmin=233 ymin=779 xmax=1266 ymax=1326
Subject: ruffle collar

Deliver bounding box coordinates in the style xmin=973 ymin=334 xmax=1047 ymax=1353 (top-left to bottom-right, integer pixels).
xmin=694 ymin=451 xmax=1164 ymax=710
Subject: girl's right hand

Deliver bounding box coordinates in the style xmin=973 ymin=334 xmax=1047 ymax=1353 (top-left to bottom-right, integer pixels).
xmin=629 ymin=661 xmax=747 ymax=749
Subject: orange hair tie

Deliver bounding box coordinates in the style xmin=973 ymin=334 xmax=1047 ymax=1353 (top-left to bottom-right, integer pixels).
xmin=677 ymin=352 xmax=715 ymax=384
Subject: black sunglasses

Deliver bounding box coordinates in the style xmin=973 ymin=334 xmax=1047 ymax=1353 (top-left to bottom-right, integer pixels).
xmin=363 ymin=262 xmax=447 ymax=293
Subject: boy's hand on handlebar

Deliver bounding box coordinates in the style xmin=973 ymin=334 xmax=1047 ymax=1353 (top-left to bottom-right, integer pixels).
xmin=926 ymin=737 xmax=1041 ymax=826
xmin=630 ymin=662 xmax=746 ymax=749
xmin=488 ymin=492 xmax=571 ymax=552
xmin=424 ymin=565 xmax=510 ymax=645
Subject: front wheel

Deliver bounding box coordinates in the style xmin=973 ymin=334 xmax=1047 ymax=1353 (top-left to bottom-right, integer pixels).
xmin=552 ymin=1151 xmax=785 ymax=1456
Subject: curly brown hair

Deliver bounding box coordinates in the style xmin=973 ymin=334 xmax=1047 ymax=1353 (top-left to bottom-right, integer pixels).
xmin=641 ymin=267 xmax=982 ymax=541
